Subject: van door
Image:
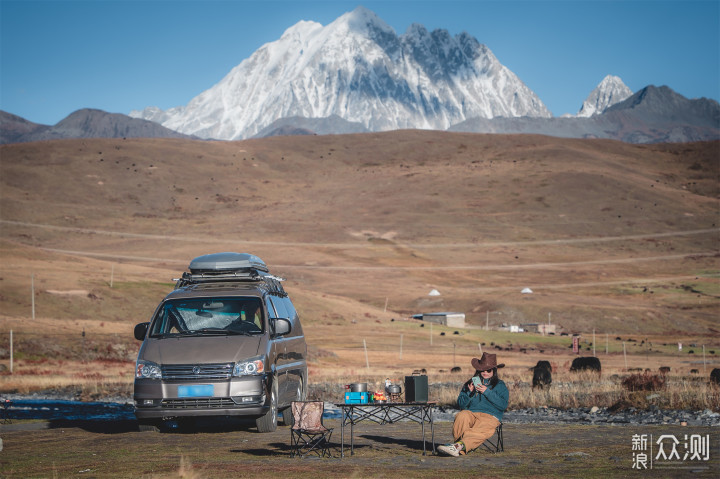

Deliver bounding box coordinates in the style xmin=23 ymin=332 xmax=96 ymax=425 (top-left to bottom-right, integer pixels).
xmin=280 ymin=295 xmax=306 ymax=401
xmin=265 ymin=295 xmax=287 ymax=403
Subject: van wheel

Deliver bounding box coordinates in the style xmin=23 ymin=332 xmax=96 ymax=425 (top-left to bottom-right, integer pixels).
xmin=256 ymin=382 xmax=278 ymax=433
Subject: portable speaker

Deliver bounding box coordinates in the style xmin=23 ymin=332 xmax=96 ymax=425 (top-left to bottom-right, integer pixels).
xmin=404 ymin=375 xmax=428 ymax=403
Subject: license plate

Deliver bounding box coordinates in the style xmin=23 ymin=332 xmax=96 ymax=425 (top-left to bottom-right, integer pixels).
xmin=178 ymin=385 xmax=214 ymax=398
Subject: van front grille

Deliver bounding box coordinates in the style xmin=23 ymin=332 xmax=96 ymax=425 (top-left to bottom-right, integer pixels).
xmin=162 ymin=398 xmax=236 ymax=409
xmin=162 ymin=363 xmax=234 ymax=381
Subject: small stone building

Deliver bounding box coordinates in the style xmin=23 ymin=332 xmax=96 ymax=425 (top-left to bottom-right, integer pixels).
xmin=521 ymin=323 xmax=557 ymax=334
xmin=422 ymin=312 xmax=466 ymax=328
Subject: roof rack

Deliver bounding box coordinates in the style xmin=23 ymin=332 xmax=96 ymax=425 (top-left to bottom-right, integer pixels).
xmin=173 ymin=252 xmax=286 ymax=295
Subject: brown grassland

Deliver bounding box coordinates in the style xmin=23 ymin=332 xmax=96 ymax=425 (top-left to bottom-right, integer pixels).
xmin=0 ymin=132 xmax=718 ymax=477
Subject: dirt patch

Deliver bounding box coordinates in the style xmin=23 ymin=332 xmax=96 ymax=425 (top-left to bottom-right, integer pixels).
xmin=1 ymin=421 xmax=717 ymax=478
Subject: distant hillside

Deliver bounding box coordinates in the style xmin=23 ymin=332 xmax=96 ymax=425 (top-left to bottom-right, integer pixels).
xmin=1 ymin=132 xmax=718 ymax=334
xmin=254 ymin=114 xmax=368 ymax=138
xmin=450 ymin=86 xmax=720 ymax=143
xmin=0 ymin=109 xmax=197 ymax=144
xmin=0 ymin=111 xmax=46 ymax=143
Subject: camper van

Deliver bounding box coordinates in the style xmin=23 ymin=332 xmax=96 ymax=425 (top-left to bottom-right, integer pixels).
xmin=133 ymin=253 xmax=307 ymax=432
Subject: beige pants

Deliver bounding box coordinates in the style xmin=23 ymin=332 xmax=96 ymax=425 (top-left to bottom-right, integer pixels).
xmin=452 ymin=410 xmax=500 ymax=454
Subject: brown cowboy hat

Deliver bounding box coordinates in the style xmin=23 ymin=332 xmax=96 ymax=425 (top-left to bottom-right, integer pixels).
xmin=471 ymin=352 xmax=505 ymax=371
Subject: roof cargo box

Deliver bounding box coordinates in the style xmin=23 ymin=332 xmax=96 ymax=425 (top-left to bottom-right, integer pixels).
xmin=189 ymin=252 xmax=269 ymax=274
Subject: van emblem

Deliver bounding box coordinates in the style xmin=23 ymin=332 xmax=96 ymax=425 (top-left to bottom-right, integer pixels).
xmin=192 ymin=366 xmax=201 ymax=375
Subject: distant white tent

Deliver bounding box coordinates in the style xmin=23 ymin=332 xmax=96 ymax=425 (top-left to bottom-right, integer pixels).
xmin=521 ymin=287 xmax=533 ymax=294
xmin=428 ymin=289 xmax=441 ymax=296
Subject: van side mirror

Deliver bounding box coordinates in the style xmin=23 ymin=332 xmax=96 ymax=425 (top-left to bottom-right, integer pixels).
xmin=134 ymin=322 xmax=149 ymax=341
xmin=271 ymin=318 xmax=291 ymax=337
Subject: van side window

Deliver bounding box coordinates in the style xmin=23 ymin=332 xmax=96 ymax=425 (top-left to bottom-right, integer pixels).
xmin=280 ymin=296 xmax=303 ymax=336
xmin=281 ymin=296 xmax=297 ymax=321
xmin=269 ymin=296 xmax=288 ymax=319
xmin=264 ymin=296 xmax=277 ymax=320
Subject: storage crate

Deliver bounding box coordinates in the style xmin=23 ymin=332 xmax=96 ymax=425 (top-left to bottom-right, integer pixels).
xmin=344 ymin=391 xmax=368 ymax=404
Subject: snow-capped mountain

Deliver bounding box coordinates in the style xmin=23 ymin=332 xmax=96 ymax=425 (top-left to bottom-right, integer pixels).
xmin=576 ymin=75 xmax=632 ymax=117
xmin=130 ymin=6 xmax=551 ymax=140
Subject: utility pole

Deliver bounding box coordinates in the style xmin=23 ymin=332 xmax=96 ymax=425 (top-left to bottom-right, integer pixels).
xmin=31 ymin=274 xmax=35 ymax=320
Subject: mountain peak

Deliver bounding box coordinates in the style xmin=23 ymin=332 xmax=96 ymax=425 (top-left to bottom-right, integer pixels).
xmin=279 ymin=19 xmax=323 ymax=40
xmin=332 ymin=5 xmax=395 ymax=35
xmin=131 ymin=7 xmax=551 ymax=139
xmin=576 ymin=75 xmax=632 ymax=117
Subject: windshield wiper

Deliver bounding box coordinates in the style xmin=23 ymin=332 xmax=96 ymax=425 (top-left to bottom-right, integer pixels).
xmin=194 ymin=328 xmax=234 ymax=335
xmin=155 ymin=328 xmax=257 ymax=338
xmin=154 ymin=330 xmax=195 ymax=338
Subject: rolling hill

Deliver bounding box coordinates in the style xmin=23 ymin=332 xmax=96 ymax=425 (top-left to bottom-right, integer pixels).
xmin=0 ymin=132 xmax=718 ymax=342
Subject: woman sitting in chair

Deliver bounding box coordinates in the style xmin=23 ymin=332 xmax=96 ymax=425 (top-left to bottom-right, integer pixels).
xmin=438 ymin=353 xmax=509 ymax=457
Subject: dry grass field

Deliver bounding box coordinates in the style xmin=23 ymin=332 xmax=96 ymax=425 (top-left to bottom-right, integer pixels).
xmin=0 ymin=132 xmax=718 ymax=405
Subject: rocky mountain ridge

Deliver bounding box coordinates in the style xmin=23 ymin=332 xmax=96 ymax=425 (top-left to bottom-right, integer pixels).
xmin=130 ymin=6 xmax=551 ymax=140
xmin=449 ymin=85 xmax=720 ymax=143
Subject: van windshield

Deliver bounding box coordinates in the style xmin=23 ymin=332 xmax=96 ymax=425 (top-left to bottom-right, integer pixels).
xmin=149 ymin=297 xmax=264 ymax=337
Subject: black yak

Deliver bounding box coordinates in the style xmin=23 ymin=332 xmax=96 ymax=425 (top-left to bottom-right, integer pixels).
xmin=530 ymin=360 xmax=552 ymax=389
xmin=570 ymin=356 xmax=601 ymax=373
xmin=710 ymin=368 xmax=720 ymax=385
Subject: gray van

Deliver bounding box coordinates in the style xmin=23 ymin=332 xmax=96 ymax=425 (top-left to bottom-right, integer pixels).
xmin=133 ymin=252 xmax=307 ymax=432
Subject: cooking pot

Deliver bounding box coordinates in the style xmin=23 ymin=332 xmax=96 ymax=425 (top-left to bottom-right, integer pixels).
xmin=346 ymin=383 xmax=367 ymax=393
xmin=386 ymin=384 xmax=402 ymax=394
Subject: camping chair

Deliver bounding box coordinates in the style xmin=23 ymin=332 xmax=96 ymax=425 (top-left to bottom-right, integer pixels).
xmin=479 ymin=423 xmax=504 ymax=453
xmin=289 ymin=401 xmax=334 ymax=458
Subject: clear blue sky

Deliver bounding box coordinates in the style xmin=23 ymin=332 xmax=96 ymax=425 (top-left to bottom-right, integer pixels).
xmin=1 ymin=0 xmax=718 ymax=125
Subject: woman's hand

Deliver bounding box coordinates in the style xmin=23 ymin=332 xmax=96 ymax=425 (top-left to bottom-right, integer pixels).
xmin=477 ymin=384 xmax=488 ymax=394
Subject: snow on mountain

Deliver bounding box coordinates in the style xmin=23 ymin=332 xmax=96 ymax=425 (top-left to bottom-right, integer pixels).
xmin=576 ymin=75 xmax=633 ymax=117
xmin=130 ymin=6 xmax=551 ymax=140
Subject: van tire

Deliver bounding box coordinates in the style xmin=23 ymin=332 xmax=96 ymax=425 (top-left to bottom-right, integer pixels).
xmin=256 ymin=382 xmax=278 ymax=433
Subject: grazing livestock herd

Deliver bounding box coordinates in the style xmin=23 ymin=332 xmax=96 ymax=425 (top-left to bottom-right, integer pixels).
xmin=529 ymin=356 xmax=602 ymax=390
xmin=459 ymin=357 xmax=720 ymax=389
xmin=525 ymin=359 xmax=720 ymax=389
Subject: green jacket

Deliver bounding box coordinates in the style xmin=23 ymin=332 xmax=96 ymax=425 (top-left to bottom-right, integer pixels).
xmin=457 ymin=379 xmax=509 ymax=422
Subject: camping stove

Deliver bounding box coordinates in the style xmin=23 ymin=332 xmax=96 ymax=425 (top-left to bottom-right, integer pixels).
xmin=388 ymin=392 xmax=402 ymax=402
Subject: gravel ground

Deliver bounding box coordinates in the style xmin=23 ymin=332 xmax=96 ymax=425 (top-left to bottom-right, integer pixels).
xmin=3 ymin=391 xmax=719 ymax=427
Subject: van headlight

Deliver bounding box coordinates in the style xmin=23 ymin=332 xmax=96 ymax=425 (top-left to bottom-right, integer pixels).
xmin=233 ymin=356 xmax=265 ymax=376
xmin=136 ymin=360 xmax=162 ymax=379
